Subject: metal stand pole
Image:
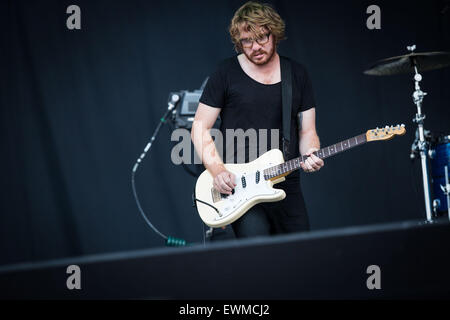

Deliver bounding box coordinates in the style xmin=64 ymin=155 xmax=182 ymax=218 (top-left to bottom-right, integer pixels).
xmin=442 ymin=166 xmax=450 ymax=220
xmin=408 ymin=45 xmax=433 ymax=222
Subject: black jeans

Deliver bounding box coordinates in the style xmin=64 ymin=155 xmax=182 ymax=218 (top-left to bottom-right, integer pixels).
xmin=231 ymin=191 xmax=310 ymax=238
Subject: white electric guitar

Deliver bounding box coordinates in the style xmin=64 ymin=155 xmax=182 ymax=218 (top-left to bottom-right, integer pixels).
xmin=194 ymin=125 xmax=406 ymax=228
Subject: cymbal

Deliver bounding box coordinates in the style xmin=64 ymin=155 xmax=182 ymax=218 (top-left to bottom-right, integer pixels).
xmin=364 ymin=51 xmax=450 ymax=76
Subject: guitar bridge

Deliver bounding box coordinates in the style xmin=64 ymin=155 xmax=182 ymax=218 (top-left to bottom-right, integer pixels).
xmin=211 ymin=188 xmax=221 ymax=203
xmin=211 ymin=187 xmax=234 ymax=203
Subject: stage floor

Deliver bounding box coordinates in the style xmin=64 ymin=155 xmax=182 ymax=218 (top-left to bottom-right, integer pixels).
xmin=1 ymin=218 xmax=450 ymax=299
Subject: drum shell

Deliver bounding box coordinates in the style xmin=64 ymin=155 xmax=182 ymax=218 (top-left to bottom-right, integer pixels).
xmin=430 ymin=139 xmax=450 ymax=213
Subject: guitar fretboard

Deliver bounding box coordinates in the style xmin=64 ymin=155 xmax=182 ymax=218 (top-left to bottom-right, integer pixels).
xmin=263 ymin=133 xmax=367 ymax=180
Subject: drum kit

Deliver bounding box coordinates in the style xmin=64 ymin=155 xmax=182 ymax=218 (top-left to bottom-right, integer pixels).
xmin=364 ymin=45 xmax=450 ymax=222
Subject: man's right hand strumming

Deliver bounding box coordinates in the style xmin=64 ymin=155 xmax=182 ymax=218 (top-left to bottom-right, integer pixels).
xmin=213 ymin=169 xmax=237 ymax=195
xmin=191 ymin=103 xmax=237 ymax=195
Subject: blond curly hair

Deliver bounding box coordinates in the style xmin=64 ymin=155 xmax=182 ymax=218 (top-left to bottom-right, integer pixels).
xmin=229 ymin=1 xmax=286 ymax=52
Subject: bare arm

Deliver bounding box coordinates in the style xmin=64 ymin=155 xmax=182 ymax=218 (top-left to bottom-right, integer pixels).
xmin=191 ymin=102 xmax=236 ymax=193
xmin=298 ymin=107 xmax=320 ymax=155
xmin=298 ymin=107 xmax=324 ymax=172
xmin=191 ymin=102 xmax=224 ymax=175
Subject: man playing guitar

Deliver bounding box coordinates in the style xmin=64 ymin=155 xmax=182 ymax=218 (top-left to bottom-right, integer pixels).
xmin=192 ymin=1 xmax=324 ymax=238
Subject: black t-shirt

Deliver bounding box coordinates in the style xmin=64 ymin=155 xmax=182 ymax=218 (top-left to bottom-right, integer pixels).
xmin=199 ymin=55 xmax=316 ymax=193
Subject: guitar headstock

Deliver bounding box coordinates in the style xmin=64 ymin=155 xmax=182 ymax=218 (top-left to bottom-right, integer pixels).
xmin=366 ymin=124 xmax=406 ymax=142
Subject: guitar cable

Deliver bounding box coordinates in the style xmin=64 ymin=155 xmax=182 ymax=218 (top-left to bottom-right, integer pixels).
xmin=192 ymin=185 xmax=222 ymax=242
xmin=192 ymin=187 xmax=220 ymax=215
xmin=165 ymin=118 xmax=220 ymax=240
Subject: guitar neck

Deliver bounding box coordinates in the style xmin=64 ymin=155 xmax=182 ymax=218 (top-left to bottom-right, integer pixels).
xmin=263 ymin=133 xmax=367 ymax=180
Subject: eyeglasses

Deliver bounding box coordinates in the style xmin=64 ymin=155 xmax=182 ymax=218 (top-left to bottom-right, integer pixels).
xmin=240 ymin=32 xmax=271 ymax=48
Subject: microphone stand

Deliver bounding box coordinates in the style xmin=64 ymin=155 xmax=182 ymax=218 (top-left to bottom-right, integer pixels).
xmin=131 ymin=94 xmax=187 ymax=246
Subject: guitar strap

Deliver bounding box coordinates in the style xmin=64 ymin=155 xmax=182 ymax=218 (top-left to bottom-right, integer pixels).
xmin=281 ymin=56 xmax=292 ymax=159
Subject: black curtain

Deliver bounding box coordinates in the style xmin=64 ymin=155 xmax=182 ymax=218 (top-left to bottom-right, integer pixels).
xmin=1 ymin=0 xmax=449 ymax=265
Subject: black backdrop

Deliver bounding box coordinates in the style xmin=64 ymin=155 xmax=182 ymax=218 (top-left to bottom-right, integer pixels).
xmin=1 ymin=0 xmax=449 ymax=266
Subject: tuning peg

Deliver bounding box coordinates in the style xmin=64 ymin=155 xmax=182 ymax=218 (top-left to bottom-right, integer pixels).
xmin=401 ymin=124 xmax=405 ymax=127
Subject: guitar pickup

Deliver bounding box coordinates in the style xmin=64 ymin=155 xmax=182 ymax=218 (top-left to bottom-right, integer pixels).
xmin=241 ymin=176 xmax=247 ymax=188
xmin=255 ymin=170 xmax=260 ymax=184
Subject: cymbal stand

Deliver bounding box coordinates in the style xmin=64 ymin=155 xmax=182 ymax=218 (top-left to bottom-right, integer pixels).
xmin=441 ymin=166 xmax=450 ymax=220
xmin=408 ymin=45 xmax=433 ymax=221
